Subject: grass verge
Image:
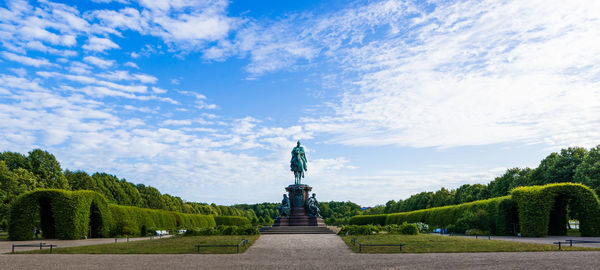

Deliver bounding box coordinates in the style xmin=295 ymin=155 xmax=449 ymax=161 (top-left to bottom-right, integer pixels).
xmin=0 ymin=231 xmax=8 ymax=240
xmin=341 ymin=234 xmax=599 ymax=253
xmin=17 ymin=235 xmax=259 ymax=254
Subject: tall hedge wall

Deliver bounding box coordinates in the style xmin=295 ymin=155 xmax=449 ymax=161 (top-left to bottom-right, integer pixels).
xmin=9 ymin=189 xmax=216 ymax=240
xmin=109 ymin=205 xmax=216 ymax=236
xmin=350 ymin=196 xmax=516 ymax=235
xmin=384 ymin=196 xmax=515 ymax=235
xmin=511 ymin=183 xmax=600 ymax=237
xmin=350 ymin=183 xmax=600 ymax=237
xmin=9 ymin=189 xmax=111 ymax=240
xmin=213 ymin=216 xmax=251 ymax=226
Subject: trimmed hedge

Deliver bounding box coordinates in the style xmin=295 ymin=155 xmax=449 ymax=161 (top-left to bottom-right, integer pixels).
xmin=384 ymin=196 xmax=515 ymax=235
xmin=348 ymin=214 xmax=388 ymax=225
xmin=350 ymin=183 xmax=600 ymax=237
xmin=9 ymin=189 xmax=111 ymax=240
xmin=511 ymin=183 xmax=600 ymax=237
xmin=213 ymin=216 xmax=251 ymax=226
xmin=351 ymin=196 xmax=516 ymax=236
xmin=9 ymin=189 xmax=216 ymax=240
xmin=109 ymin=205 xmax=215 ymax=236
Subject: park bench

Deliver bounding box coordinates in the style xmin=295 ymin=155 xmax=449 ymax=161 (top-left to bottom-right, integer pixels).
xmin=195 ymin=239 xmax=249 ymax=253
xmin=553 ymin=239 xmax=600 ymax=250
xmin=351 ymin=238 xmax=405 ymax=253
xmin=12 ymin=243 xmax=57 ymax=253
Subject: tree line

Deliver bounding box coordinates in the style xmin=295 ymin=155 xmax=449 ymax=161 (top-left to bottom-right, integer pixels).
xmin=232 ymin=201 xmax=362 ymax=226
xmin=0 ymin=149 xmax=255 ymax=230
xmin=377 ymin=145 xmax=600 ymax=214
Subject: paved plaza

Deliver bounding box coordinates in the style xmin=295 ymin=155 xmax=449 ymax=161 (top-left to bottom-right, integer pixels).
xmin=2 ymin=234 xmax=600 ymax=269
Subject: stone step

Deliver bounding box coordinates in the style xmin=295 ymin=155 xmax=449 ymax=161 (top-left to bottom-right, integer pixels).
xmin=260 ymin=226 xmax=336 ymax=234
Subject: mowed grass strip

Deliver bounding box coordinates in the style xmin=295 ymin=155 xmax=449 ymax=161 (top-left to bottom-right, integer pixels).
xmin=0 ymin=231 xmax=8 ymax=240
xmin=341 ymin=234 xmax=599 ymax=253
xmin=17 ymin=235 xmax=260 ymax=254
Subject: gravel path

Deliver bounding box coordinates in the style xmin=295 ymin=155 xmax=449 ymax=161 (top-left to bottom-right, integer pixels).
xmin=2 ymin=234 xmax=600 ymax=269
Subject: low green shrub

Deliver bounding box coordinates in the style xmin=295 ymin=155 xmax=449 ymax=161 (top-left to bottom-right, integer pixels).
xmin=183 ymin=225 xmax=259 ymax=236
xmin=337 ymin=225 xmax=379 ymax=235
xmin=214 ymin=216 xmax=251 ymax=226
xmin=348 ymin=214 xmax=387 ymax=225
xmin=395 ymin=222 xmax=419 ymax=235
xmin=465 ymin=229 xmax=489 ymax=236
xmin=338 ymin=224 xmax=419 ymax=235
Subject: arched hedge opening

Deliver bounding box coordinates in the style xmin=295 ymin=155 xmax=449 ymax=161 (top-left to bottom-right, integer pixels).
xmin=349 ymin=183 xmax=600 ymax=237
xmin=9 ymin=190 xmax=217 ymax=240
xmin=8 ymin=189 xmax=111 ymax=240
xmin=511 ymin=183 xmax=600 ymax=237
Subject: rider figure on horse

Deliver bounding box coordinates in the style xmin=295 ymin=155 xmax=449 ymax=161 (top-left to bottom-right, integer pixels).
xmin=290 ymin=141 xmax=308 ymax=184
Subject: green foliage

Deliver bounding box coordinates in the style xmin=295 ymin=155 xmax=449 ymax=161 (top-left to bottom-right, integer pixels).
xmin=395 ymin=222 xmax=419 ymax=235
xmin=338 ymin=223 xmax=419 ymax=235
xmin=338 ymin=225 xmax=379 ymax=235
xmin=574 ymin=146 xmax=600 ymax=196
xmin=8 ymin=189 xmax=215 ymax=240
xmin=183 ymin=225 xmax=259 ymax=236
xmin=27 ymin=149 xmax=69 ymax=189
xmin=355 ymin=196 xmax=516 ymax=236
xmin=9 ymin=189 xmax=111 ymax=240
xmin=108 ymin=205 xmax=215 ymax=237
xmin=319 ymin=201 xmax=361 ymax=225
xmin=348 ymin=214 xmax=387 ymax=225
xmin=214 ymin=216 xmax=251 ymax=226
xmin=376 ymin=183 xmax=600 ymax=237
xmin=511 ymin=183 xmax=600 ymax=237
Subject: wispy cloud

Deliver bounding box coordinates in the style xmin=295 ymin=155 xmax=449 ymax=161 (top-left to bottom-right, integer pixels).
xmin=2 ymin=52 xmax=53 ymax=67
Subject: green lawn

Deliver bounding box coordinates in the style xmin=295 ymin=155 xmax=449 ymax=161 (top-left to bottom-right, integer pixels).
xmin=341 ymin=234 xmax=598 ymax=253
xmin=0 ymin=231 xmax=8 ymax=240
xmin=18 ymin=235 xmax=260 ymax=254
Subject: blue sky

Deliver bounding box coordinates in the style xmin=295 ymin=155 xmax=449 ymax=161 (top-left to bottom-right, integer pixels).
xmin=1 ymin=0 xmax=599 ymax=206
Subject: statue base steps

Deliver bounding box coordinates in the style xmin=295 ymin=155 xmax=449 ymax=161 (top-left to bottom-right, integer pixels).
xmin=272 ymin=216 xmax=326 ymax=227
xmin=260 ymin=226 xmax=334 ymax=234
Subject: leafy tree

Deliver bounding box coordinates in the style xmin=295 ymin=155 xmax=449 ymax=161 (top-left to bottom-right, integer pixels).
xmin=574 ymin=146 xmax=600 ymax=195
xmin=27 ymin=149 xmax=69 ymax=189
xmin=487 ymin=168 xmax=532 ymax=197
xmin=431 ymin=188 xmax=454 ymax=207
xmin=0 ymin=151 xmax=30 ymax=171
xmin=137 ymin=184 xmax=165 ymax=210
xmin=65 ymin=170 xmax=97 ymax=191
xmin=0 ymin=162 xmax=37 ymax=229
xmin=530 ymin=147 xmax=586 ymax=185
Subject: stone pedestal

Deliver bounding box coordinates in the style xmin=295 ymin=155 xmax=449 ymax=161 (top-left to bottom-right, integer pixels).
xmin=273 ymin=184 xmax=325 ymax=227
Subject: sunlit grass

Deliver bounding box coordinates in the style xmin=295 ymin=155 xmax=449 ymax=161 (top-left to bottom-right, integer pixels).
xmin=17 ymin=235 xmax=259 ymax=254
xmin=341 ymin=234 xmax=598 ymax=253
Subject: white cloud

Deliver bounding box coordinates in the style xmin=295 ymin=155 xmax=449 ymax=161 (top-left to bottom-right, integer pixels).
xmin=262 ymin=0 xmax=600 ymax=149
xmin=1 ymin=52 xmax=52 ymax=67
xmin=124 ymin=61 xmax=139 ymax=69
xmin=82 ymin=36 xmax=120 ymax=52
xmin=162 ymin=119 xmax=192 ymax=126
xmin=97 ymin=70 xmax=158 ymax=84
xmin=83 ymin=55 xmax=115 ymax=68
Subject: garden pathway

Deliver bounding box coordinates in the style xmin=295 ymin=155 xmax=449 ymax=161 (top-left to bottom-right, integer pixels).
xmin=2 ymin=234 xmax=600 ymax=269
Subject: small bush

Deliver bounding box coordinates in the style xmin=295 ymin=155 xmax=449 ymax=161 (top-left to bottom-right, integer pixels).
xmin=397 ymin=222 xmax=419 ymax=235
xmin=465 ymin=229 xmax=489 ymax=236
xmin=337 ymin=225 xmax=379 ymax=235
xmin=183 ymin=225 xmax=260 ymax=236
